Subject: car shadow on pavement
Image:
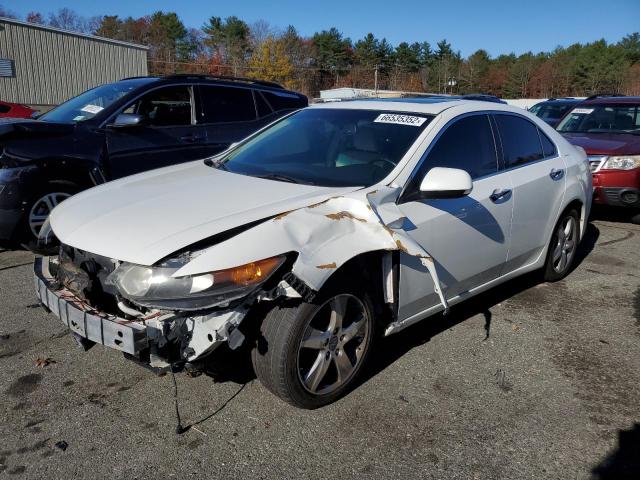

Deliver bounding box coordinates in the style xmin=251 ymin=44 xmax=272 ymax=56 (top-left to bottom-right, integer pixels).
xmin=357 ymin=221 xmax=600 ymax=390
xmin=591 ymin=423 xmax=640 ymax=480
xmin=590 ymin=205 xmax=639 ymax=225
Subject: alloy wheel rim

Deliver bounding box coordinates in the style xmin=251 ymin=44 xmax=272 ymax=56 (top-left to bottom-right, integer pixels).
xmin=552 ymin=216 xmax=577 ymax=273
xmin=28 ymin=192 xmax=71 ymax=238
xmin=297 ymin=294 xmax=370 ymax=396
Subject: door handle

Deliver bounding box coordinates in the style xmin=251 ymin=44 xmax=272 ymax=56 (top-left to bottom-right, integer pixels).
xmin=180 ymin=134 xmax=203 ymax=143
xmin=490 ymin=188 xmax=512 ymax=202
xmin=549 ymin=168 xmax=564 ymax=180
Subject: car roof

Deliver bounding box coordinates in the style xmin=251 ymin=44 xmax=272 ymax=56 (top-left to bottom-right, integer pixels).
xmin=119 ymin=74 xmax=299 ymax=94
xmin=310 ymin=98 xmax=524 ymax=116
xmin=537 ymin=98 xmax=582 ymax=104
xmin=580 ymin=96 xmax=640 ymax=105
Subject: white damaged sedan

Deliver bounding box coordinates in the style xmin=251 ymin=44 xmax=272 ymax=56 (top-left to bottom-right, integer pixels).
xmin=34 ymin=98 xmax=591 ymax=408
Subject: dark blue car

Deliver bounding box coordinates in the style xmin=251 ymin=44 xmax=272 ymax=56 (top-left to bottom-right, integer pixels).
xmin=0 ymin=75 xmax=307 ymax=244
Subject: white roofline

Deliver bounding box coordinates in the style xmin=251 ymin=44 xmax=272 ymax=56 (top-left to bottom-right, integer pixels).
xmin=0 ymin=16 xmax=149 ymax=50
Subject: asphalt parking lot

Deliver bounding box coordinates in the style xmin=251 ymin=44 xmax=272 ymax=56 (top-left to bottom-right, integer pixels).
xmin=0 ymin=214 xmax=639 ymax=479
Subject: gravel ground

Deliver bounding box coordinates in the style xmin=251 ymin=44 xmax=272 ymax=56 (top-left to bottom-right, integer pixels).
xmin=0 ymin=217 xmax=638 ymax=479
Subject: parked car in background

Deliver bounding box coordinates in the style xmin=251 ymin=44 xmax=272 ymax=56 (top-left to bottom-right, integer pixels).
xmin=35 ymin=98 xmax=590 ymax=408
xmin=0 ymin=75 xmax=307 ymax=244
xmin=528 ymin=98 xmax=582 ymax=127
xmin=557 ymin=95 xmax=640 ymax=223
xmin=0 ymin=100 xmax=38 ymax=119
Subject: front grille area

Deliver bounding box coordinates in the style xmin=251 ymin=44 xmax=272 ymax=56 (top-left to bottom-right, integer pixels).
xmin=588 ymin=155 xmax=607 ymax=172
xmin=56 ymin=245 xmax=120 ymax=315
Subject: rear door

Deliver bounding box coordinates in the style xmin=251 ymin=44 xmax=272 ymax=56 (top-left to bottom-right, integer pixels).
xmin=493 ymin=113 xmax=566 ymax=272
xmin=396 ymin=113 xmax=513 ymax=321
xmin=105 ymin=85 xmax=208 ymax=179
xmin=195 ymin=85 xmax=265 ymax=154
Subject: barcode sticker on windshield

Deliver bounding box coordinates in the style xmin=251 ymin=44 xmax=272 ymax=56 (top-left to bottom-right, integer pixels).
xmin=374 ymin=113 xmax=427 ymax=126
xmin=572 ymin=108 xmax=594 ymax=115
xmin=81 ymin=104 xmax=103 ymax=114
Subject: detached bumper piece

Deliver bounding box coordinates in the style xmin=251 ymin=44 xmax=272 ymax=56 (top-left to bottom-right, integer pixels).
xmin=33 ymin=257 xmax=148 ymax=355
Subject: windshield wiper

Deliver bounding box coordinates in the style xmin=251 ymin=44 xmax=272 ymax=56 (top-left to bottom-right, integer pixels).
xmin=256 ymin=173 xmax=314 ymax=185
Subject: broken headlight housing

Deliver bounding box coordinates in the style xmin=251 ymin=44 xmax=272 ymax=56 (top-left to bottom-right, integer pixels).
xmin=106 ymin=255 xmax=285 ymax=311
xmin=602 ymin=155 xmax=640 ymax=170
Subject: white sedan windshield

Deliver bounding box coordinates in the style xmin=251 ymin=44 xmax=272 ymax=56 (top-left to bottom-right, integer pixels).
xmin=216 ymin=108 xmax=433 ymax=187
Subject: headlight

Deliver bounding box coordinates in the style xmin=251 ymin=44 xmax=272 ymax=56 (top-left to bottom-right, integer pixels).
xmin=602 ymin=155 xmax=640 ymax=170
xmin=106 ymin=255 xmax=285 ymax=310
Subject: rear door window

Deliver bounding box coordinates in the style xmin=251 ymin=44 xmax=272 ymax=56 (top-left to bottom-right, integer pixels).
xmin=198 ymin=85 xmax=256 ymax=123
xmin=255 ymin=91 xmax=273 ymax=118
xmin=494 ymin=114 xmax=544 ymax=168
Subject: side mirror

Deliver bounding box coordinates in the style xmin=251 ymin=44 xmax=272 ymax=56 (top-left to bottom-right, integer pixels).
xmin=110 ymin=113 xmax=145 ymax=128
xmin=418 ymin=167 xmax=473 ymax=199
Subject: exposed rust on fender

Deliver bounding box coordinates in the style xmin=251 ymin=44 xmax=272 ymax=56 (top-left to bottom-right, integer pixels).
xmin=394 ymin=239 xmax=409 ymax=254
xmin=325 ymin=211 xmax=367 ymax=222
xmin=306 ymin=198 xmax=333 ymax=209
xmin=316 ymin=262 xmax=337 ymax=269
xmin=273 ymin=210 xmax=293 ymax=221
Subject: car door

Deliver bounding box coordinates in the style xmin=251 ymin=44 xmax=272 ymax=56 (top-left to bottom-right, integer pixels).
xmin=492 ymin=113 xmax=566 ymax=272
xmin=396 ymin=113 xmax=513 ymax=322
xmin=105 ymin=85 xmax=208 ymax=179
xmin=195 ymin=85 xmax=268 ymax=155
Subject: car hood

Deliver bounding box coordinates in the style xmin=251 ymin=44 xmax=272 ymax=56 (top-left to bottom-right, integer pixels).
xmin=50 ymin=161 xmax=356 ymax=265
xmin=561 ymin=132 xmax=640 ymax=156
xmin=0 ymin=118 xmax=74 ymax=138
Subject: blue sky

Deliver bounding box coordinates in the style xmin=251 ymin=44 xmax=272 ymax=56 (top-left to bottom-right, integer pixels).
xmin=4 ymin=0 xmax=639 ymax=57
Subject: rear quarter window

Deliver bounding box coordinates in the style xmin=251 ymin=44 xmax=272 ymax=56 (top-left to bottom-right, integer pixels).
xmin=262 ymin=91 xmax=305 ymax=112
xmin=538 ymin=129 xmax=557 ymax=157
xmin=199 ymin=85 xmax=256 ymax=123
xmin=0 ymin=104 xmax=9 ymax=113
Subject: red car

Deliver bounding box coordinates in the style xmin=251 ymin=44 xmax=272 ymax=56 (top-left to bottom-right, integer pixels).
xmin=0 ymin=100 xmax=37 ymax=119
xmin=557 ymin=95 xmax=640 ymax=223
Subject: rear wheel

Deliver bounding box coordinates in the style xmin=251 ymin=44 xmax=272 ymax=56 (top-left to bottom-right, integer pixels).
xmin=543 ymin=208 xmax=580 ymax=281
xmin=252 ymin=286 xmax=376 ymax=409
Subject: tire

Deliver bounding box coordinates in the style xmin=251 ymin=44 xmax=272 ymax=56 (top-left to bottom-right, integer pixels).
xmin=631 ymin=211 xmax=640 ymax=225
xmin=252 ymin=284 xmax=377 ymax=409
xmin=16 ymin=183 xmax=77 ymax=247
xmin=542 ymin=208 xmax=580 ymax=282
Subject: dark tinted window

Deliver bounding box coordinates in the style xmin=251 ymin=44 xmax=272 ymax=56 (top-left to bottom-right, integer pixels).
xmin=199 ymin=86 xmax=256 ymax=123
xmin=417 ymin=114 xmax=498 ymax=180
xmin=126 ymin=86 xmax=192 ymax=126
xmin=0 ymin=104 xmax=9 ymax=113
xmin=255 ymin=91 xmax=273 ymax=117
xmin=262 ymin=91 xmax=304 ymax=112
xmin=539 ymin=129 xmax=556 ymax=157
xmin=495 ymin=114 xmax=543 ymax=167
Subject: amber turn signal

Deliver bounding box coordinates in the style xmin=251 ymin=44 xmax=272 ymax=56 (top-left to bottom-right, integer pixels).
xmin=214 ymin=256 xmax=284 ymax=286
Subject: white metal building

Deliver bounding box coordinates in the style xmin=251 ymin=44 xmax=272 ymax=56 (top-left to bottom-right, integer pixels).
xmin=0 ymin=17 xmax=148 ymax=107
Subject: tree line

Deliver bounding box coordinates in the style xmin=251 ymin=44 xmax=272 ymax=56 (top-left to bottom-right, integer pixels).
xmin=2 ymin=5 xmax=639 ymax=98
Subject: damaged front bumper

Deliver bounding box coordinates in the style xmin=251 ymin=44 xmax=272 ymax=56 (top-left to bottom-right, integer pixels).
xmin=34 ymin=256 xmax=250 ymax=369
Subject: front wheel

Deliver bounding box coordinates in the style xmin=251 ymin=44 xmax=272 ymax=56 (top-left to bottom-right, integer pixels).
xmin=252 ymin=288 xmax=376 ymax=409
xmin=542 ymin=208 xmax=580 ymax=281
xmin=18 ymin=186 xmax=76 ymax=246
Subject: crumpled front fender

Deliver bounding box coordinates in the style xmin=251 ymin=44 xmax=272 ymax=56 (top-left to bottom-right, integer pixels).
xmin=175 ymin=186 xmax=449 ymax=312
